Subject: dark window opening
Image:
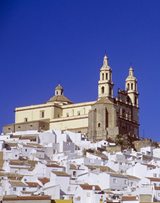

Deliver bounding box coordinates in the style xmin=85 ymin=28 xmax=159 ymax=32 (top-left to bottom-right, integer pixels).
xmin=127 ymin=83 xmax=130 ymax=90
xmin=24 ymin=118 xmax=28 ymax=122
xmin=40 ymin=111 xmax=45 ymax=118
xmin=106 ymin=73 xmax=108 ymax=80
xmin=102 ymin=73 xmax=104 ymax=80
xmin=101 ymin=86 xmax=105 ymax=94
xmin=131 ymin=83 xmax=133 ymax=90
xmin=105 ymin=109 xmax=108 ymax=128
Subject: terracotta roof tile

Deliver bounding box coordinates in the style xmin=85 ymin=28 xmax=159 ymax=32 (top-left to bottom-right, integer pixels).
xmin=147 ymin=177 xmax=160 ymax=182
xmin=3 ymin=195 xmax=51 ymax=200
xmin=155 ymin=186 xmax=160 ymax=190
xmin=80 ymin=184 xmax=101 ymax=191
xmin=70 ymin=164 xmax=77 ymax=170
xmin=38 ymin=177 xmax=50 ymax=185
xmin=46 ymin=163 xmax=64 ymax=168
xmin=122 ymin=196 xmax=138 ymax=201
xmin=52 ymin=171 xmax=70 ymax=177
xmin=26 ymin=182 xmax=40 ymax=187
xmin=10 ymin=180 xmax=27 ymax=187
xmin=86 ymin=165 xmax=115 ymax=173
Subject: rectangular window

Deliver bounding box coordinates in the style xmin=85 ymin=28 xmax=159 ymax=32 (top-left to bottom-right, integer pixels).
xmin=124 ymin=180 xmax=128 ymax=185
xmin=24 ymin=117 xmax=28 ymax=122
xmin=40 ymin=111 xmax=45 ymax=118
xmin=113 ymin=178 xmax=117 ymax=183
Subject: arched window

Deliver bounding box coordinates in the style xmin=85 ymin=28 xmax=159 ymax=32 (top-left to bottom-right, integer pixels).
xmin=102 ymin=73 xmax=104 ymax=80
xmin=131 ymin=83 xmax=133 ymax=90
xmin=127 ymin=83 xmax=130 ymax=90
xmin=101 ymin=86 xmax=105 ymax=94
xmin=106 ymin=73 xmax=108 ymax=80
xmin=98 ymin=123 xmax=101 ymax=127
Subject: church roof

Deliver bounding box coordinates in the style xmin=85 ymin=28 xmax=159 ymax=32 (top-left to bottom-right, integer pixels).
xmin=95 ymin=97 xmax=114 ymax=104
xmin=47 ymin=95 xmax=73 ymax=104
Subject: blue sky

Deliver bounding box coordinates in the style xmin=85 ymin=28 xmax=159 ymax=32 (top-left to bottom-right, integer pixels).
xmin=0 ymin=0 xmax=160 ymax=140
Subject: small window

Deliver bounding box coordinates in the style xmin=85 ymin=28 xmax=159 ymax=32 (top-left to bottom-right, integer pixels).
xmin=113 ymin=178 xmax=117 ymax=183
xmin=8 ymin=128 xmax=11 ymax=130
xmin=98 ymin=123 xmax=101 ymax=127
xmin=24 ymin=117 xmax=28 ymax=122
xmin=127 ymin=83 xmax=130 ymax=90
xmin=40 ymin=111 xmax=45 ymax=118
xmin=73 ymin=171 xmax=76 ymax=177
xmin=66 ymin=113 xmax=69 ymax=117
xmin=77 ymin=111 xmax=80 ymax=116
xmin=124 ymin=180 xmax=128 ymax=184
xmin=25 ymin=149 xmax=27 ymax=152
xmin=131 ymin=83 xmax=133 ymax=90
xmin=13 ymin=187 xmax=16 ymax=191
xmin=106 ymin=73 xmax=108 ymax=80
xmin=18 ymin=126 xmax=21 ymax=129
xmin=101 ymin=86 xmax=105 ymax=94
xmin=102 ymin=73 xmax=104 ymax=80
xmin=23 ymin=187 xmax=26 ymax=191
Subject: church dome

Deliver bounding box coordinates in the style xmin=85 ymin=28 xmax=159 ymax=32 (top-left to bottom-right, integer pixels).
xmin=55 ymin=84 xmax=63 ymax=91
xmin=47 ymin=84 xmax=73 ymax=104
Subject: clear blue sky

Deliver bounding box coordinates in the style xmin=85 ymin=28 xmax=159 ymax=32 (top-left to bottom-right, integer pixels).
xmin=0 ymin=0 xmax=160 ymax=140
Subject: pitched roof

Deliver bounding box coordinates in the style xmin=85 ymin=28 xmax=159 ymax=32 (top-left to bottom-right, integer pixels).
xmin=155 ymin=186 xmax=160 ymax=190
xmin=26 ymin=182 xmax=40 ymax=187
xmin=0 ymin=172 xmax=23 ymax=179
xmin=38 ymin=177 xmax=50 ymax=185
xmin=46 ymin=163 xmax=64 ymax=168
xmin=70 ymin=164 xmax=77 ymax=170
xmin=47 ymin=95 xmax=73 ymax=104
xmin=3 ymin=195 xmax=51 ymax=200
xmin=79 ymin=184 xmax=101 ymax=191
xmin=122 ymin=196 xmax=138 ymax=201
xmin=10 ymin=180 xmax=27 ymax=187
xmin=147 ymin=177 xmax=160 ymax=182
xmin=85 ymin=165 xmax=115 ymax=173
xmin=95 ymin=97 xmax=114 ymax=105
xmin=52 ymin=171 xmax=70 ymax=177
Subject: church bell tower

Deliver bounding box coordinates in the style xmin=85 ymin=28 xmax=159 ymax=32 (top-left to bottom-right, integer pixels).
xmin=125 ymin=67 xmax=139 ymax=107
xmin=98 ymin=55 xmax=114 ymax=99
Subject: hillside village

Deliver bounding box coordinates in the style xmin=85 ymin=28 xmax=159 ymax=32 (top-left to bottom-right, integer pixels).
xmin=0 ymin=128 xmax=160 ymax=203
xmin=0 ymin=55 xmax=159 ymax=203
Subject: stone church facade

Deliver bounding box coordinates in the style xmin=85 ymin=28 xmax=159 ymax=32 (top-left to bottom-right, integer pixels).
xmin=4 ymin=55 xmax=139 ymax=141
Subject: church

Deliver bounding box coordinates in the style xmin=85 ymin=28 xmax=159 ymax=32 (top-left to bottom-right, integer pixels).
xmin=4 ymin=55 xmax=139 ymax=141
